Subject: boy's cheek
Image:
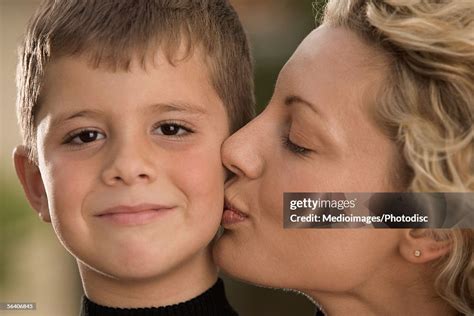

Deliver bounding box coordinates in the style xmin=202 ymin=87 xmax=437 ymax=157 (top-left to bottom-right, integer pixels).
xmin=38 ymin=155 xmax=90 ymax=212
xmin=171 ymin=146 xmax=225 ymax=199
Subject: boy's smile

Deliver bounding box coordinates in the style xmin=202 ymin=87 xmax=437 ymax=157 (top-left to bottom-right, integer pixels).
xmin=19 ymin=49 xmax=229 ymax=283
xmin=95 ymin=203 xmax=175 ymax=226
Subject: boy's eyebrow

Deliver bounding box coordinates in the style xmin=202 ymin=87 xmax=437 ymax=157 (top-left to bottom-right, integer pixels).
xmin=50 ymin=110 xmax=105 ymax=129
xmin=49 ymin=101 xmax=208 ymax=128
xmin=147 ymin=101 xmax=208 ymax=115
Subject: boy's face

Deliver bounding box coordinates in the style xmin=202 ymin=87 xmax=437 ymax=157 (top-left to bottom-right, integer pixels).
xmin=15 ymin=51 xmax=229 ymax=280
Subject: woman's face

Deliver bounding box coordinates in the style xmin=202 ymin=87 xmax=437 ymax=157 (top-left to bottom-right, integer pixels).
xmin=214 ymin=26 xmax=405 ymax=293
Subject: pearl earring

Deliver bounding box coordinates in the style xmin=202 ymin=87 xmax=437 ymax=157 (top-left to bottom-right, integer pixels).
xmin=414 ymin=250 xmax=421 ymax=257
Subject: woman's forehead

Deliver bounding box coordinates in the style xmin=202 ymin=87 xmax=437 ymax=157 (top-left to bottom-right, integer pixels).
xmin=278 ymin=26 xmax=389 ymax=112
xmin=287 ymin=26 xmax=389 ymax=76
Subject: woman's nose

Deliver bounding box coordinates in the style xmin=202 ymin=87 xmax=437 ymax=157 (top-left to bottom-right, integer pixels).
xmin=221 ymin=113 xmax=266 ymax=180
xmin=101 ymin=137 xmax=157 ymax=186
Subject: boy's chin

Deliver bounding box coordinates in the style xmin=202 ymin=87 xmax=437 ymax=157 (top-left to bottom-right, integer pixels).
xmin=77 ymin=241 xmax=217 ymax=284
xmin=77 ymin=253 xmax=185 ymax=282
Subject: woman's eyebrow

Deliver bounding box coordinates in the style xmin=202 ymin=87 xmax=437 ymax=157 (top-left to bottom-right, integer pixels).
xmin=284 ymin=95 xmax=322 ymax=117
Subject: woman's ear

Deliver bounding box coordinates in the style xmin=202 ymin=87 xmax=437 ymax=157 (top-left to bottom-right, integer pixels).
xmin=399 ymin=229 xmax=451 ymax=264
xmin=13 ymin=145 xmax=51 ymax=222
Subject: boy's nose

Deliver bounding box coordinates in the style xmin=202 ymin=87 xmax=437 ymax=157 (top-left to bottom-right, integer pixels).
xmin=101 ymin=138 xmax=157 ymax=186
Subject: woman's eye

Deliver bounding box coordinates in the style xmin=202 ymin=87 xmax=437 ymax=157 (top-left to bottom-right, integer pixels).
xmin=282 ymin=136 xmax=310 ymax=155
xmin=65 ymin=130 xmax=105 ymax=145
xmin=154 ymin=123 xmax=192 ymax=137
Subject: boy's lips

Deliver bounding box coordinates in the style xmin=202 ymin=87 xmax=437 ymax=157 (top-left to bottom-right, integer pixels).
xmin=221 ymin=198 xmax=248 ymax=227
xmin=96 ymin=204 xmax=175 ymax=225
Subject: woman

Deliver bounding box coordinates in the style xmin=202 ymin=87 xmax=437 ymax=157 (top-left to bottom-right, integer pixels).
xmin=214 ymin=0 xmax=473 ymax=315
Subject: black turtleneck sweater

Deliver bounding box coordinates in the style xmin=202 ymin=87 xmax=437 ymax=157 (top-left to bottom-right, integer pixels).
xmin=80 ymin=278 xmax=238 ymax=316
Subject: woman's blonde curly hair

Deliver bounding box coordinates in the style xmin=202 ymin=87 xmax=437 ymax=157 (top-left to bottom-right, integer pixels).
xmin=322 ymin=0 xmax=473 ymax=314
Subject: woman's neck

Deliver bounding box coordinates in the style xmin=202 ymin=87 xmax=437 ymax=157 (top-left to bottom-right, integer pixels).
xmin=306 ymin=264 xmax=457 ymax=316
xmin=309 ymin=290 xmax=457 ymax=316
xmin=78 ymin=247 xmax=217 ymax=308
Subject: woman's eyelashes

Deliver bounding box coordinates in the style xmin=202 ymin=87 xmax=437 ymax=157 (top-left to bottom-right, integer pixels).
xmin=281 ymin=135 xmax=311 ymax=155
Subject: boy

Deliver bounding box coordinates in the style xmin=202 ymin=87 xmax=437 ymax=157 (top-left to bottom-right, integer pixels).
xmin=13 ymin=0 xmax=254 ymax=315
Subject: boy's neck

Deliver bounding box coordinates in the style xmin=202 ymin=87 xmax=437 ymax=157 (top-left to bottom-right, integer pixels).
xmin=79 ymin=247 xmax=218 ymax=308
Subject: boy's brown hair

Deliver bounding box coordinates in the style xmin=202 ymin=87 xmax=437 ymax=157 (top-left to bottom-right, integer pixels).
xmin=17 ymin=0 xmax=255 ymax=160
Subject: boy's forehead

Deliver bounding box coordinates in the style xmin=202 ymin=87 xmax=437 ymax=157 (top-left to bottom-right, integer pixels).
xmin=43 ymin=41 xmax=211 ymax=87
xmin=37 ymin=49 xmax=222 ymax=124
xmin=40 ymin=42 xmax=215 ymax=106
xmin=48 ymin=37 xmax=209 ymax=73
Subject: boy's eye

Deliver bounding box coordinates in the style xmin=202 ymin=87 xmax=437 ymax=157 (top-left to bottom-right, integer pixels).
xmin=65 ymin=130 xmax=105 ymax=145
xmin=153 ymin=122 xmax=193 ymax=137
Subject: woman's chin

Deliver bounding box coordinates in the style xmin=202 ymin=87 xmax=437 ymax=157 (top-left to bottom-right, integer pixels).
xmin=213 ymin=234 xmax=278 ymax=289
xmin=213 ymin=233 xmax=248 ymax=278
xmin=212 ymin=233 xmax=233 ymax=268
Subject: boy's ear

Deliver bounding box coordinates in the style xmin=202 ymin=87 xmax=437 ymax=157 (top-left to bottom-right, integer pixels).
xmin=399 ymin=229 xmax=451 ymax=264
xmin=13 ymin=145 xmax=51 ymax=222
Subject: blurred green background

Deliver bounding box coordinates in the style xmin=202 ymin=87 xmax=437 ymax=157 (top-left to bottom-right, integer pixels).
xmin=0 ymin=0 xmax=322 ymax=315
